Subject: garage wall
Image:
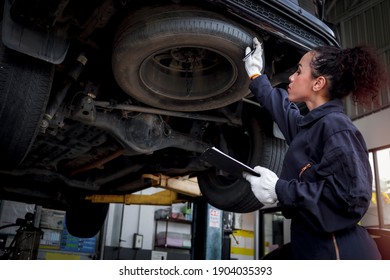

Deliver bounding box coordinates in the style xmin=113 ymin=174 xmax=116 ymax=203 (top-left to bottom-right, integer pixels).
xmin=104 ymin=188 xmax=159 ymax=250
xmin=103 ymin=187 xmax=195 ymax=260
xmin=354 ymin=107 xmax=390 ymax=150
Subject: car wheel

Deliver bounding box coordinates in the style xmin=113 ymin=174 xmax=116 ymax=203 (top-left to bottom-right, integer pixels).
xmin=197 ymin=107 xmax=287 ymax=213
xmin=0 ymin=26 xmax=54 ymax=167
xmin=65 ymin=200 xmax=109 ymax=238
xmin=112 ymin=4 xmax=257 ymax=112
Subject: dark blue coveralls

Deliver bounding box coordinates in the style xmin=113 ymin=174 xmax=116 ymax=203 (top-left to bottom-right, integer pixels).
xmin=250 ymin=74 xmax=381 ymax=260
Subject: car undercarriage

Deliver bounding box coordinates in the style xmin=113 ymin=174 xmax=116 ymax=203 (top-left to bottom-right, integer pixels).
xmin=0 ymin=0 xmax=338 ymax=237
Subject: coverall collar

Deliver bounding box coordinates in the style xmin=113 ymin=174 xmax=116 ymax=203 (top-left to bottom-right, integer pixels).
xmin=298 ymin=99 xmax=345 ymax=127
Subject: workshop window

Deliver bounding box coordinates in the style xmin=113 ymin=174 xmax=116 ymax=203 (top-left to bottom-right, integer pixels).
xmin=361 ymin=147 xmax=390 ymax=229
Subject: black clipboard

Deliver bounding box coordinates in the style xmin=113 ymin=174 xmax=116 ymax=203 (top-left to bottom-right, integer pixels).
xmin=200 ymin=147 xmax=260 ymax=178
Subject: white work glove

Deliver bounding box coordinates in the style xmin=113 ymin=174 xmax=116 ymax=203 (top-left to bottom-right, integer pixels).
xmin=243 ymin=37 xmax=264 ymax=79
xmin=243 ymin=166 xmax=278 ymax=205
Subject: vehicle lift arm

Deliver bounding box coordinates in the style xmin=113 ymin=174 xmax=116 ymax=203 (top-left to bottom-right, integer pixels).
xmin=85 ymin=174 xmax=201 ymax=205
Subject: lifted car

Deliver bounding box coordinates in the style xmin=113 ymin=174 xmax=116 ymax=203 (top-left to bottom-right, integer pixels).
xmin=0 ymin=0 xmax=338 ymax=237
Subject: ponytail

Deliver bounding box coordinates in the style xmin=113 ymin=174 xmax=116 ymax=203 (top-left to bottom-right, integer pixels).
xmin=311 ymin=45 xmax=387 ymax=105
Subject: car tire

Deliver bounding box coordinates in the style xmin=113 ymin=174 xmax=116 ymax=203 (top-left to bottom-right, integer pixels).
xmin=112 ymin=4 xmax=257 ymax=112
xmin=197 ymin=107 xmax=287 ymax=213
xmin=65 ymin=200 xmax=109 ymax=238
xmin=0 ymin=26 xmax=54 ymax=167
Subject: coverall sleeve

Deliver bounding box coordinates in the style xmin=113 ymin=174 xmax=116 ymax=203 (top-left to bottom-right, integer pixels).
xmin=275 ymin=129 xmax=373 ymax=233
xmin=249 ymin=74 xmax=302 ymax=144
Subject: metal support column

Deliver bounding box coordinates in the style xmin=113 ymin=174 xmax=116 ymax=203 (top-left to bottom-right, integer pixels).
xmin=204 ymin=204 xmax=223 ymax=260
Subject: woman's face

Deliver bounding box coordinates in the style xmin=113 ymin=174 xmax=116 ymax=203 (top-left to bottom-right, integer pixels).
xmin=287 ymin=51 xmax=316 ymax=104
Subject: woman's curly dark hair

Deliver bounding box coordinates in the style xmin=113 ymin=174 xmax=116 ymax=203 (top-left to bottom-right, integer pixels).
xmin=310 ymin=45 xmax=388 ymax=105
